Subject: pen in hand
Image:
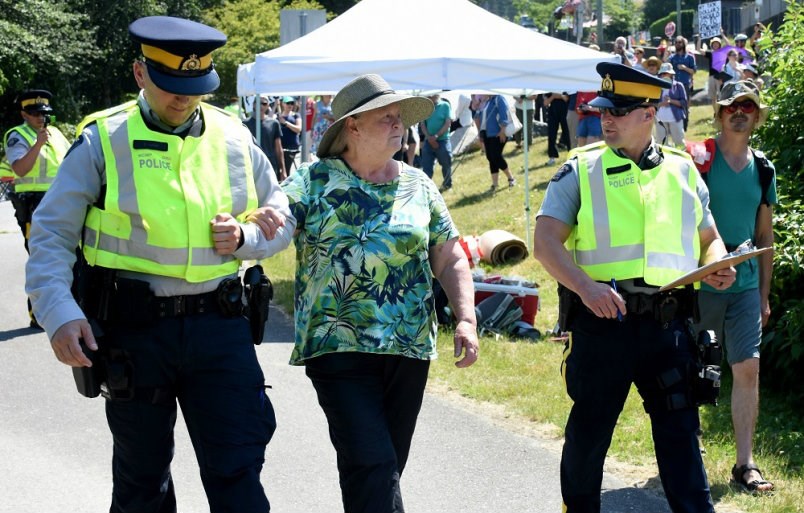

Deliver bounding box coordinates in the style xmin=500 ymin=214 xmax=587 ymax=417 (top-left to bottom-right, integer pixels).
xmin=610 ymin=278 xmax=624 ymax=322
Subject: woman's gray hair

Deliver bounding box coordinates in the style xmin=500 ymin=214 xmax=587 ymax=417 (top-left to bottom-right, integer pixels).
xmin=327 ymin=114 xmax=359 ymax=157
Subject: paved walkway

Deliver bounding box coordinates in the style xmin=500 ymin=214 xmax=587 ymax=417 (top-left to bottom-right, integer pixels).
xmin=0 ymin=199 xmax=676 ymax=512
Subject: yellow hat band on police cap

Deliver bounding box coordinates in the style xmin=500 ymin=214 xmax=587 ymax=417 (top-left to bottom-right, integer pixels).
xmin=601 ymin=73 xmax=663 ymax=101
xmin=141 ymin=44 xmax=212 ymax=72
xmin=21 ymin=98 xmax=50 ymax=108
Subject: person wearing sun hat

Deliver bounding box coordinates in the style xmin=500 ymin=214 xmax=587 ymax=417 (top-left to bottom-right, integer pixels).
xmin=253 ymin=73 xmax=478 ymax=512
xmin=25 ymin=15 xmax=295 ymax=512
xmin=534 ymin=62 xmax=734 ymax=513
xmin=4 ymin=89 xmax=71 ymax=329
xmin=692 ymin=79 xmax=776 ymax=494
xmin=655 ymin=62 xmax=688 ymax=148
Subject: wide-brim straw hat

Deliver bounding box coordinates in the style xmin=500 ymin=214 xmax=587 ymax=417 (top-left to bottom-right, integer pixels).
xmin=317 ymin=74 xmax=434 ymax=159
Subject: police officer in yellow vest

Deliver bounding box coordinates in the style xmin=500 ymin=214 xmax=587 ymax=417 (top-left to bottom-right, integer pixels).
xmin=533 ymin=63 xmax=736 ymax=513
xmin=4 ymin=89 xmax=71 ymax=328
xmin=25 ymin=16 xmax=294 ymax=513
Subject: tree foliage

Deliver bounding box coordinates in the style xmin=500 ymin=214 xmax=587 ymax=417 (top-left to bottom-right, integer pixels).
xmin=0 ymin=0 xmax=225 ymax=129
xmin=648 ymin=10 xmax=696 ymax=41
xmin=202 ymin=0 xmax=324 ymax=103
xmin=0 ymin=0 xmax=96 ymax=127
xmin=603 ymin=1 xmax=642 ymax=42
xmin=753 ymin=2 xmax=804 ymax=399
xmin=642 ymin=0 xmax=698 ymax=30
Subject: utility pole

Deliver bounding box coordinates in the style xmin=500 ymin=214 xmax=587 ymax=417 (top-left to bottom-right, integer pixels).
xmin=597 ymin=0 xmax=603 ymax=46
xmin=677 ymin=0 xmax=682 ymax=37
xmin=576 ymin=1 xmax=584 ymax=45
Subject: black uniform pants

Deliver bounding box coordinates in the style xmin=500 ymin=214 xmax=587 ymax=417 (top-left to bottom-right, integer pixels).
xmin=10 ymin=191 xmax=45 ymax=322
xmin=104 ymin=312 xmax=275 ymax=513
xmin=9 ymin=190 xmax=44 ymax=253
xmin=547 ymin=101 xmax=570 ymax=158
xmin=305 ymin=352 xmax=430 ymax=513
xmin=560 ymin=309 xmax=714 ymax=513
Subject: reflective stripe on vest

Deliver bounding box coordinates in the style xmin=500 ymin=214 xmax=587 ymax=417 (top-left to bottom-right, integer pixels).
xmin=3 ymin=124 xmax=70 ymax=191
xmin=0 ymin=157 xmax=13 ymax=179
xmin=82 ymin=103 xmax=257 ymax=282
xmin=570 ymin=145 xmax=702 ymax=286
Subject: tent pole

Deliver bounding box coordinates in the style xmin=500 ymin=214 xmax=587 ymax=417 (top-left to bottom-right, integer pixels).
xmin=254 ymin=95 xmax=261 ymax=148
xmin=523 ymin=100 xmax=531 ymax=251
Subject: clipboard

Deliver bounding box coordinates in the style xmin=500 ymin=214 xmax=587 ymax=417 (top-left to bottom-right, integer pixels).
xmin=659 ymin=246 xmax=772 ymax=292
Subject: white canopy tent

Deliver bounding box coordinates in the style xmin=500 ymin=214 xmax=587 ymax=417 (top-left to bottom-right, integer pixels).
xmin=246 ymin=0 xmax=616 ymax=244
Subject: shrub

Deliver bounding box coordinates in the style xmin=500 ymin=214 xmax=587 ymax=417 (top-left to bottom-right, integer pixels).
xmin=753 ymin=2 xmax=804 ymax=399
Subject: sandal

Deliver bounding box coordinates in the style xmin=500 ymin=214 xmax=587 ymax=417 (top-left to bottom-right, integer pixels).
xmin=731 ymin=464 xmax=774 ymax=493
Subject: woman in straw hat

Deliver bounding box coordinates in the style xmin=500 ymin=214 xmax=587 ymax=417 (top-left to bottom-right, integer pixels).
xmin=251 ymin=73 xmax=479 ymax=512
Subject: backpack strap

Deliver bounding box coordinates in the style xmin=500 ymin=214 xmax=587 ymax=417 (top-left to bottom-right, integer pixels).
xmin=750 ymin=147 xmax=774 ymax=206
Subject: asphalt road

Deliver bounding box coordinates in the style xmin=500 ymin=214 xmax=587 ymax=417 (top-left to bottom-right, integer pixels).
xmin=0 ymin=198 xmax=673 ymax=513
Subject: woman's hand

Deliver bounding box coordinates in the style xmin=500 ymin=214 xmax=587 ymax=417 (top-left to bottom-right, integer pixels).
xmin=247 ymin=206 xmax=287 ymax=241
xmin=453 ymin=320 xmax=479 ymax=368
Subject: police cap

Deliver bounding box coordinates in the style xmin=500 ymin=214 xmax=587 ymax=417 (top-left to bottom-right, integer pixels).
xmin=129 ymin=16 xmax=226 ymax=96
xmin=17 ymin=89 xmax=53 ymax=113
xmin=588 ymin=62 xmax=671 ymax=110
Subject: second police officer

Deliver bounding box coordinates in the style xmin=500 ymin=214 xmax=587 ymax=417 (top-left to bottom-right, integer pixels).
xmin=25 ymin=16 xmax=294 ymax=512
xmin=533 ymin=63 xmax=736 ymax=513
xmin=4 ymin=89 xmax=71 ymax=328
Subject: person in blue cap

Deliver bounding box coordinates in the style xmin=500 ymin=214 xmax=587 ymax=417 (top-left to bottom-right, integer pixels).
xmin=25 ymin=16 xmax=295 ymax=513
xmin=533 ymin=62 xmax=737 ymax=513
xmin=4 ymin=89 xmax=71 ymax=328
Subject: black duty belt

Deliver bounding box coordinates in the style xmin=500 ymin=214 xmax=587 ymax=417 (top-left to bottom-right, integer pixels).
xmin=617 ymin=287 xmax=694 ymax=322
xmin=152 ymin=290 xmax=220 ymax=318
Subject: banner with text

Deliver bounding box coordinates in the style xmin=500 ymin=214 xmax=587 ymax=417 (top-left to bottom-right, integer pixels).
xmin=699 ymin=1 xmax=722 ymax=40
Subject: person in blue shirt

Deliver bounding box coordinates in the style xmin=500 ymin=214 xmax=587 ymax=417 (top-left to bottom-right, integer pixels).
xmin=420 ymin=92 xmax=453 ymax=191
xmin=668 ymin=36 xmax=696 ymax=130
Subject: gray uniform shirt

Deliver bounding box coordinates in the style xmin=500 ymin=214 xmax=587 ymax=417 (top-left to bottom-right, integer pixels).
xmin=5 ymin=124 xmax=33 ymax=165
xmin=26 ymin=93 xmax=296 ymax=339
xmin=536 ymin=141 xmax=715 ymax=293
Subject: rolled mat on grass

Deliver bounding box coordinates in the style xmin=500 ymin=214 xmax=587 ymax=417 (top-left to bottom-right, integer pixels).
xmin=479 ymin=229 xmax=528 ymax=265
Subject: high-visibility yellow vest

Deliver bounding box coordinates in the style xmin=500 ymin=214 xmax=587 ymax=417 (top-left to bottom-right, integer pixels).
xmin=82 ymin=102 xmax=258 ymax=283
xmin=0 ymin=156 xmax=13 ymax=180
xmin=3 ymin=123 xmax=71 ymax=192
xmin=567 ymin=143 xmax=703 ymax=287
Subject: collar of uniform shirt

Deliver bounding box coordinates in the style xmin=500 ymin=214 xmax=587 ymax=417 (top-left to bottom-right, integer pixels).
xmin=611 ymin=141 xmax=663 ymax=170
xmin=137 ymin=91 xmax=199 ymax=135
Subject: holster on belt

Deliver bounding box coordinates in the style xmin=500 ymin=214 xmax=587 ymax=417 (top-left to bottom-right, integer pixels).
xmin=557 ymin=284 xmax=577 ymax=332
xmin=243 ymin=264 xmax=273 ymax=344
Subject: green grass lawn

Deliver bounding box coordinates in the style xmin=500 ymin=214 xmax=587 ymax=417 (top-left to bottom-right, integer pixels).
xmin=263 ymin=103 xmax=803 ymax=513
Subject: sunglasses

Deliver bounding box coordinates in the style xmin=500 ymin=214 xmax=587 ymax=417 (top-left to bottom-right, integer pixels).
xmin=724 ymin=100 xmax=757 ymax=114
xmin=261 ymin=102 xmax=269 ymax=106
xmin=599 ymin=104 xmax=649 ymax=117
